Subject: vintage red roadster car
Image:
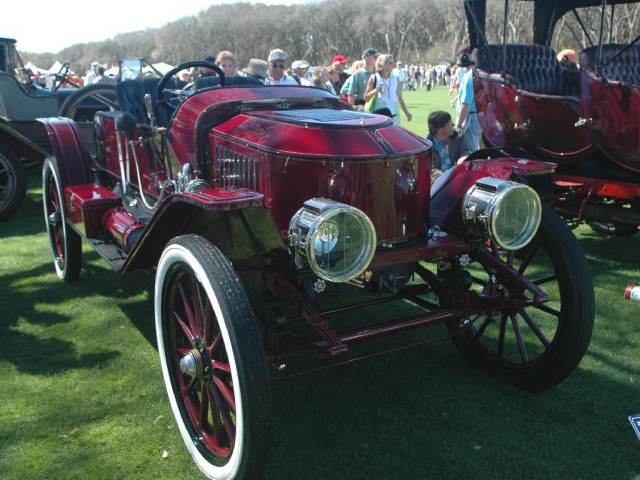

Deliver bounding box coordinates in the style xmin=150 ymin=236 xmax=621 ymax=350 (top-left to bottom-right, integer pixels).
xmin=0 ymin=37 xmax=116 ymax=220
xmin=40 ymin=60 xmax=594 ymax=479
xmin=465 ymin=0 xmax=640 ymax=235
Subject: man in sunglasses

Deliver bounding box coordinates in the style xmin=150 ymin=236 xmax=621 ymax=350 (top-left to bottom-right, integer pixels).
xmin=265 ymin=49 xmax=299 ymax=86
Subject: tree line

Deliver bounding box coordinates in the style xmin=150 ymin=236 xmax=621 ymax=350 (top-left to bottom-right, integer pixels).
xmin=22 ymin=0 xmax=640 ymax=75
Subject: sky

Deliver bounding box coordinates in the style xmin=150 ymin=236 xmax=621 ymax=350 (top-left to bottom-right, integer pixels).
xmin=2 ymin=0 xmax=305 ymax=54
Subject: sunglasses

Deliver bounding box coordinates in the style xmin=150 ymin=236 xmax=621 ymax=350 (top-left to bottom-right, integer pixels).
xmin=271 ymin=63 xmax=286 ymax=69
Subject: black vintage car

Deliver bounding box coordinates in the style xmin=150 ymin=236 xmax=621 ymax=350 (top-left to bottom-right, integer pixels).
xmin=0 ymin=37 xmax=116 ymax=220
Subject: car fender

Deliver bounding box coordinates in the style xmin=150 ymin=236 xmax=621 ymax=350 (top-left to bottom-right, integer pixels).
xmin=37 ymin=117 xmax=92 ymax=186
xmin=120 ymin=188 xmax=287 ymax=274
xmin=0 ymin=123 xmax=48 ymax=162
xmin=430 ymin=156 xmax=555 ymax=230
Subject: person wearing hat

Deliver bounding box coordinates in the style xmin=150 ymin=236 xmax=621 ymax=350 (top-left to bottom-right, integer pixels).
xmin=454 ymin=53 xmax=483 ymax=150
xmin=347 ymin=47 xmax=379 ymax=108
xmin=242 ymin=59 xmax=268 ymax=83
xmin=557 ymin=48 xmax=578 ymax=70
xmin=332 ymin=54 xmax=348 ymax=91
xmin=291 ymin=60 xmax=311 ymax=86
xmin=83 ymin=61 xmax=100 ymax=86
xmin=265 ymin=49 xmax=298 ymax=86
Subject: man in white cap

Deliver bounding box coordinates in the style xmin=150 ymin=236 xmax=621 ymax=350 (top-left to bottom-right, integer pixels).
xmin=291 ymin=60 xmax=311 ymax=85
xmin=265 ymin=49 xmax=298 ymax=85
xmin=83 ymin=61 xmax=100 ymax=86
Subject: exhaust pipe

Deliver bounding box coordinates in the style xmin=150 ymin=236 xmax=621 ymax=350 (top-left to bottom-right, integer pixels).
xmin=102 ymin=208 xmax=146 ymax=252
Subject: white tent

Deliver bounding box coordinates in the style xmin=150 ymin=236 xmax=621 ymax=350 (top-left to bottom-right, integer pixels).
xmin=104 ymin=66 xmax=119 ymax=77
xmin=47 ymin=60 xmax=64 ymax=74
xmin=24 ymin=61 xmax=47 ymax=75
xmin=142 ymin=62 xmax=174 ymax=75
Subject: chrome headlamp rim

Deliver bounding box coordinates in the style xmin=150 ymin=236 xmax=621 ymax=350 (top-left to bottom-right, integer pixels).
xmin=289 ymin=199 xmax=377 ymax=283
xmin=463 ymin=177 xmax=542 ymax=251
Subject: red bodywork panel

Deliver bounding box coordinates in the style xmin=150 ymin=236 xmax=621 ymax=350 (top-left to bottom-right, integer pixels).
xmin=474 ymin=74 xmax=594 ymax=162
xmin=581 ymin=69 xmax=640 ymax=172
xmin=64 ymin=184 xmax=122 ymax=237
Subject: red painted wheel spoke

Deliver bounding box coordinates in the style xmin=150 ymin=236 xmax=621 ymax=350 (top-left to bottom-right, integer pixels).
xmin=497 ymin=313 xmax=507 ymax=358
xmin=510 ymin=313 xmax=529 ymax=362
xmin=174 ymin=311 xmax=195 ymax=344
xmin=184 ymin=375 xmax=198 ymax=394
xmin=178 ymin=281 xmax=200 ymax=340
xmin=533 ymin=273 xmax=557 ymax=286
xmin=213 ymin=375 xmax=236 ymax=412
xmin=211 ymin=359 xmax=231 ymax=373
xmin=535 ymin=303 xmax=561 ymax=317
xmin=192 ymin=278 xmax=207 ymax=339
xmin=517 ymin=243 xmax=540 ymax=273
xmin=199 ymin=383 xmax=209 ymax=427
xmin=209 ymin=382 xmax=235 ymax=444
xmin=473 ymin=316 xmax=492 ymax=339
xmin=209 ymin=332 xmax=222 ymax=357
xmin=519 ymin=309 xmax=551 ymax=348
xmin=206 ymin=383 xmax=222 ymax=441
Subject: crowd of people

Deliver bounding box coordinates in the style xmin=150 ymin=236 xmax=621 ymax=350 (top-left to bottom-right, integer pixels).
xmin=84 ymin=46 xmax=483 ymax=179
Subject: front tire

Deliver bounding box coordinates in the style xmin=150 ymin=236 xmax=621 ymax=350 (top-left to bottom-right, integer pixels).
xmin=155 ymin=235 xmax=269 ymax=480
xmin=0 ymin=143 xmax=27 ymax=221
xmin=42 ymin=157 xmax=81 ymax=281
xmin=448 ymin=206 xmax=594 ymax=392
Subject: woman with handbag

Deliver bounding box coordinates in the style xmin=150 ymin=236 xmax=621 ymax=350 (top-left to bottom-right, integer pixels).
xmin=364 ymin=54 xmax=412 ymax=125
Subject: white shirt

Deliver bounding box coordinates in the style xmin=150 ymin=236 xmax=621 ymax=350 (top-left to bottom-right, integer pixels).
xmin=265 ymin=74 xmax=299 ymax=86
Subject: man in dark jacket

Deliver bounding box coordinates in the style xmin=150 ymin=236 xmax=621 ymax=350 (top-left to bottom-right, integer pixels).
xmin=426 ymin=110 xmax=475 ymax=181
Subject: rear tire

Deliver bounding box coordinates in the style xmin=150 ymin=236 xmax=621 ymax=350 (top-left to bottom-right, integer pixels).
xmin=448 ymin=206 xmax=594 ymax=392
xmin=155 ymin=234 xmax=270 ymax=480
xmin=59 ymin=83 xmax=118 ymax=121
xmin=0 ymin=143 xmax=27 ymax=221
xmin=42 ymin=157 xmax=81 ymax=281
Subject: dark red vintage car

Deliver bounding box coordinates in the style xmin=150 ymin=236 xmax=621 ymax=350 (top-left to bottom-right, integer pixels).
xmin=465 ymin=0 xmax=640 ymax=235
xmin=40 ymin=60 xmax=594 ymax=479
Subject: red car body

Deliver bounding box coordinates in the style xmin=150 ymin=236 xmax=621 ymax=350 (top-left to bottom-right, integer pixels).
xmin=39 ymin=63 xmax=594 ymax=480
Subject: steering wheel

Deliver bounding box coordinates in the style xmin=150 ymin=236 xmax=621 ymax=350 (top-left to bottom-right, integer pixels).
xmin=51 ymin=61 xmax=70 ymax=92
xmin=157 ymin=60 xmax=226 ymax=110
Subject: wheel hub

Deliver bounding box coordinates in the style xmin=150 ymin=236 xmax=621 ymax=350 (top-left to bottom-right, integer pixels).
xmin=179 ymin=349 xmax=204 ymax=378
xmin=48 ymin=212 xmax=60 ymax=227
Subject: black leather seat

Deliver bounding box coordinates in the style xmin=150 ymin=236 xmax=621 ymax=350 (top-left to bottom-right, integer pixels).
xmin=473 ymin=44 xmax=566 ymax=95
xmin=116 ymin=77 xmax=186 ymax=127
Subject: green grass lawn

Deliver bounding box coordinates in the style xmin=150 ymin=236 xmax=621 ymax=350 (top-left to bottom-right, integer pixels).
xmin=1 ymin=89 xmax=640 ymax=480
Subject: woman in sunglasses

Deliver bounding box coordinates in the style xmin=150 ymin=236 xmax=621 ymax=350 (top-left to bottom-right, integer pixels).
xmin=265 ymin=49 xmax=299 ymax=86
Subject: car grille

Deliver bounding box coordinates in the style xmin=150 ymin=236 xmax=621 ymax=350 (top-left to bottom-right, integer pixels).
xmin=214 ymin=146 xmax=259 ymax=190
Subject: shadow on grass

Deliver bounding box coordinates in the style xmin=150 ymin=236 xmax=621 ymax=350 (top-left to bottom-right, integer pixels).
xmin=262 ymin=343 xmax=639 ymax=480
xmin=0 ymin=247 xmax=155 ymax=375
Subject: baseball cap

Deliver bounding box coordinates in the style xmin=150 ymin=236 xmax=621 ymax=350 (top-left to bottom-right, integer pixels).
xmin=268 ymin=49 xmax=287 ymax=63
xmin=332 ymin=54 xmax=348 ymax=64
xmin=292 ymin=60 xmax=309 ymax=69
xmin=362 ymin=48 xmax=379 ymax=58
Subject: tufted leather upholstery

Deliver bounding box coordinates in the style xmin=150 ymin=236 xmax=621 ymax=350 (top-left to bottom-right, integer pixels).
xmin=116 ymin=77 xmax=186 ymax=127
xmin=472 ymin=44 xmax=565 ymax=95
xmin=580 ymin=44 xmax=640 ymax=86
